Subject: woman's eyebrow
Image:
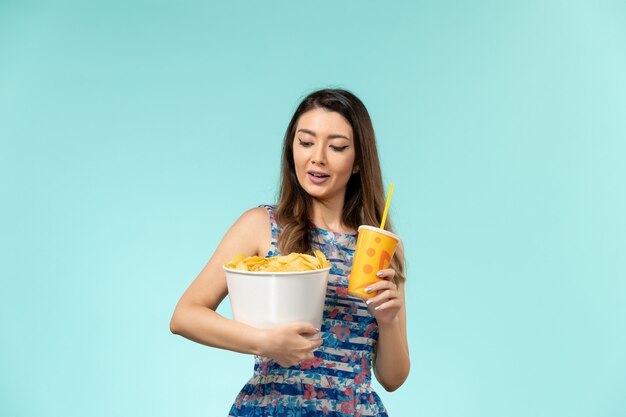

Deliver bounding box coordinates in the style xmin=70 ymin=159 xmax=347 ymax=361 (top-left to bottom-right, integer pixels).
xmin=296 ymin=129 xmax=351 ymax=141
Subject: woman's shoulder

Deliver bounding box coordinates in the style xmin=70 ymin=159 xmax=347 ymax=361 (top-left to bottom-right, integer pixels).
xmin=233 ymin=205 xmax=280 ymax=234
xmin=222 ymin=206 xmax=275 ymax=257
xmin=235 ymin=205 xmax=273 ymax=228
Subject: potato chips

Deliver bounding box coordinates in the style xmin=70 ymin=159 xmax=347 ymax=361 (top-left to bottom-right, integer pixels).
xmin=225 ymin=251 xmax=330 ymax=272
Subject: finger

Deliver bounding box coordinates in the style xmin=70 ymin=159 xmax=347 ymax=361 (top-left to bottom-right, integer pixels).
xmin=303 ymin=336 xmax=323 ymax=351
xmin=298 ymin=353 xmax=315 ymax=365
xmin=292 ymin=322 xmax=319 ymax=335
xmin=365 ymin=289 xmax=395 ymax=307
xmin=364 ymin=280 xmax=396 ymax=294
xmin=371 ymin=298 xmax=399 ymax=312
xmin=309 ymin=338 xmax=324 ymax=350
xmin=375 ymin=268 xmax=396 ymax=280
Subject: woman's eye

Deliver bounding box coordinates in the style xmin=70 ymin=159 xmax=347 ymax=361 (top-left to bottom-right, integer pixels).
xmin=298 ymin=138 xmax=313 ymax=147
xmin=330 ymin=145 xmax=349 ymax=152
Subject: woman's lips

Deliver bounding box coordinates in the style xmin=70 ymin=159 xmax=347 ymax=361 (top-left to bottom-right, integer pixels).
xmin=307 ymin=172 xmax=330 ymax=185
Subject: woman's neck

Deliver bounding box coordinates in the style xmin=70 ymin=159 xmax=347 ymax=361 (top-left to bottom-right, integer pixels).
xmin=309 ymin=196 xmax=355 ymax=234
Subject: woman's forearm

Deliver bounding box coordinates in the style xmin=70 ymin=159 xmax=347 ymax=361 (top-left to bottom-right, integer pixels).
xmin=170 ymin=303 xmax=265 ymax=356
xmin=374 ymin=316 xmax=410 ymax=391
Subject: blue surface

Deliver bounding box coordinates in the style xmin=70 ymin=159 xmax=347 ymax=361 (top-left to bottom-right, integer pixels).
xmin=1 ymin=1 xmax=625 ymax=416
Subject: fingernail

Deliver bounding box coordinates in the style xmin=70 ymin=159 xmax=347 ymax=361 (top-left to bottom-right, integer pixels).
xmin=315 ymin=328 xmax=320 ymax=332
xmin=374 ymin=306 xmax=381 ymax=311
xmin=376 ymin=271 xmax=383 ymax=277
xmin=364 ymin=287 xmax=372 ymax=293
xmin=366 ymin=299 xmax=373 ymax=305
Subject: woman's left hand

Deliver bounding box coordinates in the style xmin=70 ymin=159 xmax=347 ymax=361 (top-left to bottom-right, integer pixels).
xmin=364 ymin=268 xmax=403 ymax=325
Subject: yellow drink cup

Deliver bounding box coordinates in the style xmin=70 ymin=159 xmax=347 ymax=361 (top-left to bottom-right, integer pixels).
xmin=348 ymin=225 xmax=400 ymax=300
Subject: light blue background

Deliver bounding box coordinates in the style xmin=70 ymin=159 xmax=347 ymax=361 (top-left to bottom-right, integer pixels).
xmin=1 ymin=1 xmax=625 ymax=416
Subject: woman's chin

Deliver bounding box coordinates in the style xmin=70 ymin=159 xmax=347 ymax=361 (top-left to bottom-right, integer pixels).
xmin=303 ymin=187 xmax=343 ymax=202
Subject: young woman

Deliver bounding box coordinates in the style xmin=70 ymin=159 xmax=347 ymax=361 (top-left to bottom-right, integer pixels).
xmin=170 ymin=89 xmax=409 ymax=416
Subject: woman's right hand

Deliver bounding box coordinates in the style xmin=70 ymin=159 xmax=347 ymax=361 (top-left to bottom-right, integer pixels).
xmin=258 ymin=322 xmax=323 ymax=368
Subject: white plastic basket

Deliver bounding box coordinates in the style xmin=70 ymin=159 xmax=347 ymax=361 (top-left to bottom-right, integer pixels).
xmin=223 ymin=266 xmax=330 ymax=331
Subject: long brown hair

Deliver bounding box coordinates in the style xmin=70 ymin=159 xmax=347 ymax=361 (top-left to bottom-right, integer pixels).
xmin=275 ymin=89 xmax=405 ymax=284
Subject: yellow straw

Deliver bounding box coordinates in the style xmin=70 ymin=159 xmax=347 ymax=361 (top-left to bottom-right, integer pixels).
xmin=380 ymin=182 xmax=394 ymax=229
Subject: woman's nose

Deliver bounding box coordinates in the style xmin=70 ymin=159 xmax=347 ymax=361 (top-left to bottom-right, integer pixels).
xmin=311 ymin=145 xmax=327 ymax=165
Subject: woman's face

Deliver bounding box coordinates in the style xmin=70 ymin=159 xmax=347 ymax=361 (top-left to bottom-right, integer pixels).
xmin=292 ymin=108 xmax=357 ymax=203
